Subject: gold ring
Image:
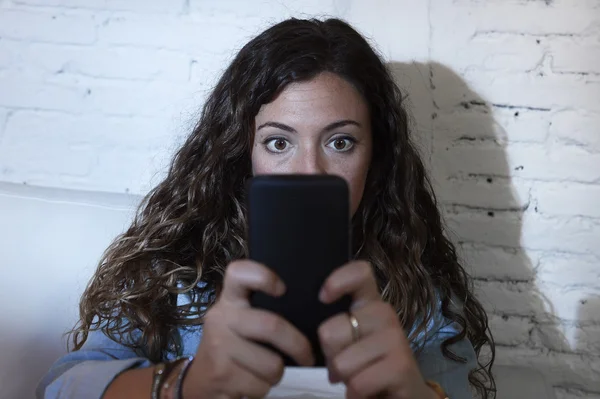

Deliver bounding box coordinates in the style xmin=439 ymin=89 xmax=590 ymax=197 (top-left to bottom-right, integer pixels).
xmin=349 ymin=313 xmax=360 ymax=343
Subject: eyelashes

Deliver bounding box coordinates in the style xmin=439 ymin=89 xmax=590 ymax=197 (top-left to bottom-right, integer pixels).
xmin=262 ymin=135 xmax=357 ymax=154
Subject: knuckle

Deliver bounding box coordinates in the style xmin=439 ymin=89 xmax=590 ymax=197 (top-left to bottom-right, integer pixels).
xmin=207 ymin=355 xmax=232 ymax=385
xmin=255 ymin=382 xmax=272 ymax=398
xmin=205 ymin=331 xmax=226 ymax=354
xmin=242 ymin=379 xmax=271 ymax=398
xmin=359 ymin=261 xmax=373 ymax=279
xmin=267 ymin=356 xmax=285 ymax=384
xmin=348 ymin=378 xmax=369 ymax=397
xmin=331 ymin=356 xmax=346 ymax=377
xmin=317 ymin=323 xmax=333 ymax=345
xmin=261 ymin=313 xmax=285 ymax=336
xmin=299 ymin=338 xmax=314 ymax=361
xmin=358 ymin=260 xmax=372 ymax=270
xmin=225 ymin=261 xmax=242 ymax=280
xmin=380 ymin=303 xmax=398 ymax=324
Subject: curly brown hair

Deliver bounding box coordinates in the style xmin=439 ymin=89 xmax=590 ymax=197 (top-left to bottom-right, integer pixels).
xmin=71 ymin=17 xmax=495 ymax=397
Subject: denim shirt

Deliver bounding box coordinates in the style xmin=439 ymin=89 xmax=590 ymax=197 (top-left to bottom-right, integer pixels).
xmin=37 ymin=298 xmax=477 ymax=399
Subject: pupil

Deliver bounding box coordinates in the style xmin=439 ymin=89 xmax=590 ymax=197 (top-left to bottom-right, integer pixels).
xmin=335 ymin=139 xmax=345 ymax=149
xmin=275 ymin=139 xmax=285 ymax=150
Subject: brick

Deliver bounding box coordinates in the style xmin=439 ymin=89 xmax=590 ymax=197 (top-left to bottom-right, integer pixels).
xmin=433 ymin=107 xmax=550 ymax=144
xmin=435 ymin=143 xmax=600 ymax=183
xmin=534 ymin=182 xmax=600 ymax=218
xmin=0 ymin=111 xmax=175 ymax=192
xmin=463 ymin=71 xmax=600 ymax=112
xmin=0 ymin=9 xmax=96 ymax=45
xmin=533 ymin=322 xmax=600 ymax=354
xmin=556 ymin=388 xmax=600 ymax=399
xmin=510 ymin=146 xmax=600 ymax=182
xmin=534 ymin=282 xmax=600 ymax=324
xmin=98 ymin=14 xmax=244 ymax=54
xmin=488 ymin=314 xmax=534 ymax=346
xmin=4 ymin=41 xmax=191 ymax=82
xmin=340 ymin=0 xmax=430 ymax=61
xmin=550 ymin=39 xmax=600 ymax=75
xmin=0 ymin=108 xmax=9 ymax=134
xmin=446 ymin=211 xmax=523 ymax=249
xmin=388 ymin=62 xmax=434 ymax=163
xmin=432 ymin=33 xmax=545 ymax=73
xmin=550 ymin=110 xmax=600 ymax=152
xmin=576 ymin=295 xmax=600 ymax=324
xmin=459 ymin=244 xmax=537 ymax=281
xmin=83 ymin=80 xmax=195 ymax=117
xmin=2 ymin=72 xmax=202 ymax=116
xmin=473 ymin=280 xmax=546 ymax=317
xmin=521 ymin=214 xmax=600 ymax=256
xmin=433 ymin=0 xmax=599 ymax=36
xmin=0 ymin=74 xmax=87 ymax=112
xmin=435 ymin=176 xmax=531 ymax=210
xmin=537 ymin=257 xmax=600 ymax=289
xmin=77 ymin=146 xmax=167 ymax=194
xmin=13 ymin=0 xmax=186 ymax=14
xmin=0 ymin=40 xmax=14 ymax=71
xmin=573 ymin=325 xmax=600 ymax=354
xmin=99 ymin=14 xmax=194 ymax=50
xmin=431 ymin=65 xmax=600 ymax=112
xmin=447 ymin=211 xmax=600 ymax=255
xmin=530 ymin=322 xmax=573 ymax=352
xmin=0 ymin=113 xmax=96 ymax=180
xmin=189 ymin=0 xmax=337 ymax=22
xmin=432 ymin=144 xmax=513 ymax=179
xmin=493 ymin=107 xmax=551 ymax=143
xmin=495 ymin=346 xmax=600 ymax=392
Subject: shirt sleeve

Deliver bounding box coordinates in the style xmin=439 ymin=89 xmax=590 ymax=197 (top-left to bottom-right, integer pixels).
xmin=36 ymin=330 xmax=152 ymax=399
xmin=415 ymin=326 xmax=477 ymax=399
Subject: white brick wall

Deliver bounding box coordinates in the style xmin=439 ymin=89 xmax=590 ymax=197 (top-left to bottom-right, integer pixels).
xmin=0 ymin=0 xmax=598 ymax=397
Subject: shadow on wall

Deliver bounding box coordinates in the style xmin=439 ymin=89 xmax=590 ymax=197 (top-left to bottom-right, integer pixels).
xmin=387 ymin=61 xmax=576 ymax=394
xmin=576 ymin=295 xmax=600 ymax=360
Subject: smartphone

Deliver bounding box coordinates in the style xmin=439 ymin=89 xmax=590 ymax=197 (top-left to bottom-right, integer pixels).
xmin=247 ymin=175 xmax=352 ymax=367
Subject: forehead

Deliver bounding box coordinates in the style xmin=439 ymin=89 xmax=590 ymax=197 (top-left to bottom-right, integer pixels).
xmin=255 ymin=72 xmax=369 ymax=125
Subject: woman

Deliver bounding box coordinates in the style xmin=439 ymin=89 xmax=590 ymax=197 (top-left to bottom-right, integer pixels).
xmin=38 ymin=18 xmax=495 ymax=399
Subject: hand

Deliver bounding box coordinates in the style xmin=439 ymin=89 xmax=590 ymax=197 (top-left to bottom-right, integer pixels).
xmin=182 ymin=260 xmax=315 ymax=399
xmin=318 ymin=261 xmax=437 ymax=399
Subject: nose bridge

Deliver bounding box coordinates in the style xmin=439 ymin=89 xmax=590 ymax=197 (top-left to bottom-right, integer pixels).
xmin=295 ymin=144 xmax=326 ymax=174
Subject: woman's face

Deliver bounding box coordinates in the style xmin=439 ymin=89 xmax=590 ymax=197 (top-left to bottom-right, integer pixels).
xmin=252 ymin=72 xmax=373 ymax=215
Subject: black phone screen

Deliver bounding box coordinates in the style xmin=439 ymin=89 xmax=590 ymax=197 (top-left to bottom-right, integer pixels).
xmin=247 ymin=174 xmax=352 ymax=366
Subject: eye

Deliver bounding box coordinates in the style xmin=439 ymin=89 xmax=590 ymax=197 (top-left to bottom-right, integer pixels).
xmin=327 ymin=136 xmax=356 ymax=152
xmin=264 ymin=137 xmax=289 ymax=153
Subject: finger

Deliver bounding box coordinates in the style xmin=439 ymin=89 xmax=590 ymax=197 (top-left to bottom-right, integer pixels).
xmin=319 ymin=261 xmax=379 ymax=308
xmin=345 ymin=355 xmax=407 ymax=398
xmin=318 ymin=301 xmax=397 ymax=360
xmin=331 ymin=328 xmax=399 ymax=383
xmin=226 ymin=333 xmax=285 ymax=386
xmin=231 ymin=308 xmax=315 ymax=366
xmin=221 ymin=260 xmax=285 ymax=306
xmin=226 ymin=360 xmax=273 ymax=399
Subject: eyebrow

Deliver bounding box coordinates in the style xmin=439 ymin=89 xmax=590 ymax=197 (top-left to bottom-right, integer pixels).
xmin=256 ymin=119 xmax=361 ymax=133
